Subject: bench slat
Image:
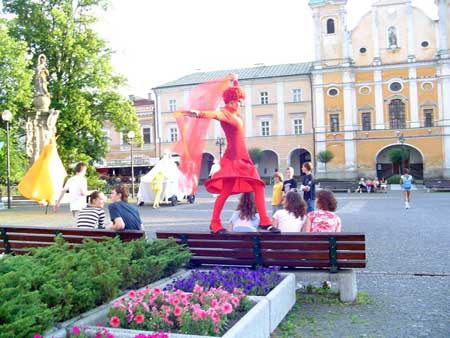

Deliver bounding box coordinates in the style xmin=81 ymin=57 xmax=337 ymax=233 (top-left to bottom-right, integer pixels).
xmin=176 ymin=240 xmax=254 ymax=249
xmin=189 ymin=249 xmax=255 ymax=259
xmin=191 ymin=257 xmax=366 ymax=269
xmin=157 ymin=232 xmax=365 ymax=242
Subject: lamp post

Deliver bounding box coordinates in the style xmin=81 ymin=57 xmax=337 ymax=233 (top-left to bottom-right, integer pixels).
xmin=2 ymin=110 xmax=12 ymax=209
xmin=215 ymin=137 xmax=225 ymax=158
xmin=398 ymin=133 xmax=405 ymax=173
xmin=127 ymin=130 xmax=135 ymax=198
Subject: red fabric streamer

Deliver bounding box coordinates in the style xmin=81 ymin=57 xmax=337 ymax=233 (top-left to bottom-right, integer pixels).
xmin=173 ymin=74 xmax=235 ymax=194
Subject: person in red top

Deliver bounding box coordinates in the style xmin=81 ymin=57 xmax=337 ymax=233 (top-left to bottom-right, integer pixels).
xmin=188 ymin=80 xmax=277 ymax=234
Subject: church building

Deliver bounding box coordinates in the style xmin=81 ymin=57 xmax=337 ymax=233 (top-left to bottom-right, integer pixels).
xmin=152 ymin=0 xmax=450 ymax=180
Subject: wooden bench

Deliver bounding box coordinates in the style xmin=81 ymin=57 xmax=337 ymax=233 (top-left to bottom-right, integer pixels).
xmin=156 ymin=231 xmax=366 ymax=302
xmin=424 ymin=179 xmax=450 ymax=192
xmin=318 ymin=181 xmax=358 ymax=193
xmin=0 ymin=225 xmax=145 ymax=255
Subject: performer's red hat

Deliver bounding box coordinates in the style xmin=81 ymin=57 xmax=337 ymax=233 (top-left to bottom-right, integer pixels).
xmin=223 ymin=79 xmax=245 ymax=104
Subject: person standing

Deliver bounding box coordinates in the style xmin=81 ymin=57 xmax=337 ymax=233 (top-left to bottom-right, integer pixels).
xmin=76 ymin=191 xmax=106 ymax=229
xmin=300 ymin=162 xmax=316 ymax=213
xmin=271 ymin=172 xmax=284 ymax=215
xmin=282 ymin=167 xmax=298 ymax=196
xmin=185 ymin=79 xmax=277 ymax=234
xmin=54 ymin=162 xmax=88 ymax=217
xmin=400 ymin=168 xmax=413 ymax=209
xmin=108 ymin=184 xmax=143 ymax=230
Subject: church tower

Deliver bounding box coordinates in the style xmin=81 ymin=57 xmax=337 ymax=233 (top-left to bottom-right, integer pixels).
xmin=309 ymin=0 xmax=350 ymax=68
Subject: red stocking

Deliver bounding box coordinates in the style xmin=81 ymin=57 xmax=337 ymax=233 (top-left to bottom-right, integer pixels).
xmin=251 ymin=181 xmax=271 ymax=226
xmin=210 ymin=179 xmax=234 ymax=232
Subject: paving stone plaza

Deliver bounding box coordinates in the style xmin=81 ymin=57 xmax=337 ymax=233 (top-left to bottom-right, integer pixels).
xmin=1 ymin=187 xmax=449 ymax=338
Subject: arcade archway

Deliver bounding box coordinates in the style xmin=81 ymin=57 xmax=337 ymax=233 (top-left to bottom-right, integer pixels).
xmin=257 ymin=150 xmax=279 ymax=178
xmin=289 ymin=148 xmax=312 ymax=176
xmin=375 ymin=144 xmax=424 ymax=179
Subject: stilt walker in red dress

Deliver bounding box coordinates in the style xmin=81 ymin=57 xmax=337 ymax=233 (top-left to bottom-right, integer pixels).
xmin=185 ymin=78 xmax=279 ymax=234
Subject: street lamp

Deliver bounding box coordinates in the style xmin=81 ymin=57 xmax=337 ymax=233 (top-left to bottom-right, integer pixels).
xmin=215 ymin=137 xmax=225 ymax=158
xmin=2 ymin=110 xmax=12 ymax=209
xmin=127 ymin=130 xmax=135 ymax=198
xmin=398 ymin=132 xmax=405 ymax=173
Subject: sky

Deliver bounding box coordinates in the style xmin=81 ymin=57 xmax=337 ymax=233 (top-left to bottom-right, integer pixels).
xmin=2 ymin=0 xmax=439 ymax=97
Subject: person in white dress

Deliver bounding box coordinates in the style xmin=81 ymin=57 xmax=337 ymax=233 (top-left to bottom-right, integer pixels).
xmin=54 ymin=162 xmax=88 ymax=217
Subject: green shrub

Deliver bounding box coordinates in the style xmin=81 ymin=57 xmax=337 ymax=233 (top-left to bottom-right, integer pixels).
xmin=0 ymin=237 xmax=190 ymax=338
xmin=387 ymin=175 xmax=401 ymax=184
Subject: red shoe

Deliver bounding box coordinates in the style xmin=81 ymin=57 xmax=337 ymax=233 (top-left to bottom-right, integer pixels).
xmin=210 ymin=220 xmax=227 ymax=234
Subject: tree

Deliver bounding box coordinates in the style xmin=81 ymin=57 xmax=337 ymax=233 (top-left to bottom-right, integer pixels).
xmin=0 ymin=20 xmax=33 ymax=185
xmin=388 ymin=147 xmax=407 ymax=174
xmin=317 ymin=150 xmax=334 ymax=173
xmin=2 ymin=0 xmax=141 ymax=167
xmin=248 ymin=147 xmax=263 ymax=166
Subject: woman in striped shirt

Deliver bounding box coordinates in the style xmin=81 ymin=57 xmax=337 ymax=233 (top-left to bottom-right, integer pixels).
xmin=76 ymin=191 xmax=106 ymax=229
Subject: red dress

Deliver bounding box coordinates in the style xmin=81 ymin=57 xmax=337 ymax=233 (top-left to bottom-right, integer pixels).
xmin=205 ymin=112 xmax=265 ymax=194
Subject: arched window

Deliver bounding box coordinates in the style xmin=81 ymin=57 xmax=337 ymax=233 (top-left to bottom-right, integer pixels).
xmin=389 ymin=99 xmax=406 ymax=129
xmin=326 ymin=18 xmax=335 ymax=34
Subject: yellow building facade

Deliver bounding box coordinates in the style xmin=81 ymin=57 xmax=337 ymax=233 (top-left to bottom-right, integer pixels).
xmin=310 ymin=0 xmax=450 ymax=179
xmin=153 ymin=0 xmax=450 ymax=180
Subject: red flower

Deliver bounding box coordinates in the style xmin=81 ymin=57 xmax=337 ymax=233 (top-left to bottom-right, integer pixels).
xmin=72 ymin=326 xmax=81 ymax=335
xmin=174 ymin=306 xmax=183 ymax=317
xmin=135 ymin=313 xmax=145 ymax=324
xmin=110 ymin=316 xmax=121 ymax=328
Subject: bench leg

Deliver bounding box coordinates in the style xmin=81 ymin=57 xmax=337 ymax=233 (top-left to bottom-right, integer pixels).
xmin=337 ymin=269 xmax=357 ymax=302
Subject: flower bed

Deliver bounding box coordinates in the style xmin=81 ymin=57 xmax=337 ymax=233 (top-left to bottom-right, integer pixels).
xmin=164 ymin=267 xmax=282 ymax=296
xmin=0 ymin=237 xmax=190 ymax=338
xmin=106 ymin=285 xmax=253 ymax=336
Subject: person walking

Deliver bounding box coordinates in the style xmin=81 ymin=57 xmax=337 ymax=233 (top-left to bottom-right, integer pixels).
xmin=76 ymin=191 xmax=106 ymax=229
xmin=271 ymin=172 xmax=284 ymax=215
xmin=400 ymin=168 xmax=413 ymax=209
xmin=300 ymin=162 xmax=316 ymax=212
xmin=108 ymin=184 xmax=143 ymax=230
xmin=54 ymin=162 xmax=88 ymax=217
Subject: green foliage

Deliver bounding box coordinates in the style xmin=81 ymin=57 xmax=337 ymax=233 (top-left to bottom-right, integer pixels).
xmin=0 ymin=20 xmax=33 ymax=184
xmin=2 ymin=0 xmax=141 ymax=167
xmin=248 ymin=147 xmax=263 ymax=164
xmin=388 ymin=147 xmax=407 ymax=165
xmin=387 ymin=174 xmax=401 ymax=184
xmin=317 ymin=150 xmax=334 ymax=164
xmin=317 ymin=150 xmax=334 ymax=173
xmin=0 ymin=237 xmax=190 ymax=338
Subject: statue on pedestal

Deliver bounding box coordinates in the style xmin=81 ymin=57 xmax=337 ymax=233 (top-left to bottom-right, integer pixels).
xmin=26 ymin=54 xmax=60 ymax=163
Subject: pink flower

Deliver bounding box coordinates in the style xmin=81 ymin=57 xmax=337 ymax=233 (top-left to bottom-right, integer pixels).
xmin=109 ymin=316 xmax=121 ymax=328
xmin=135 ymin=313 xmax=145 ymax=324
xmin=33 ymin=335 xmax=43 ymax=338
xmin=214 ymin=325 xmax=219 ymax=333
xmin=106 ymin=333 xmax=114 ymax=338
xmin=172 ymin=298 xmax=180 ymax=306
xmin=173 ymin=306 xmax=183 ymax=316
xmin=211 ymin=299 xmax=218 ymax=307
xmin=95 ymin=333 xmax=102 ymax=338
xmin=220 ymin=302 xmax=233 ymax=315
xmin=128 ymin=290 xmax=137 ymax=299
xmin=210 ymin=311 xmax=220 ymax=323
xmin=153 ymin=287 xmax=161 ymax=294
xmin=72 ymin=326 xmax=81 ymax=335
xmin=193 ymin=284 xmax=203 ymax=293
xmin=231 ymin=296 xmax=240 ymax=307
xmin=199 ymin=309 xmax=207 ymax=320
